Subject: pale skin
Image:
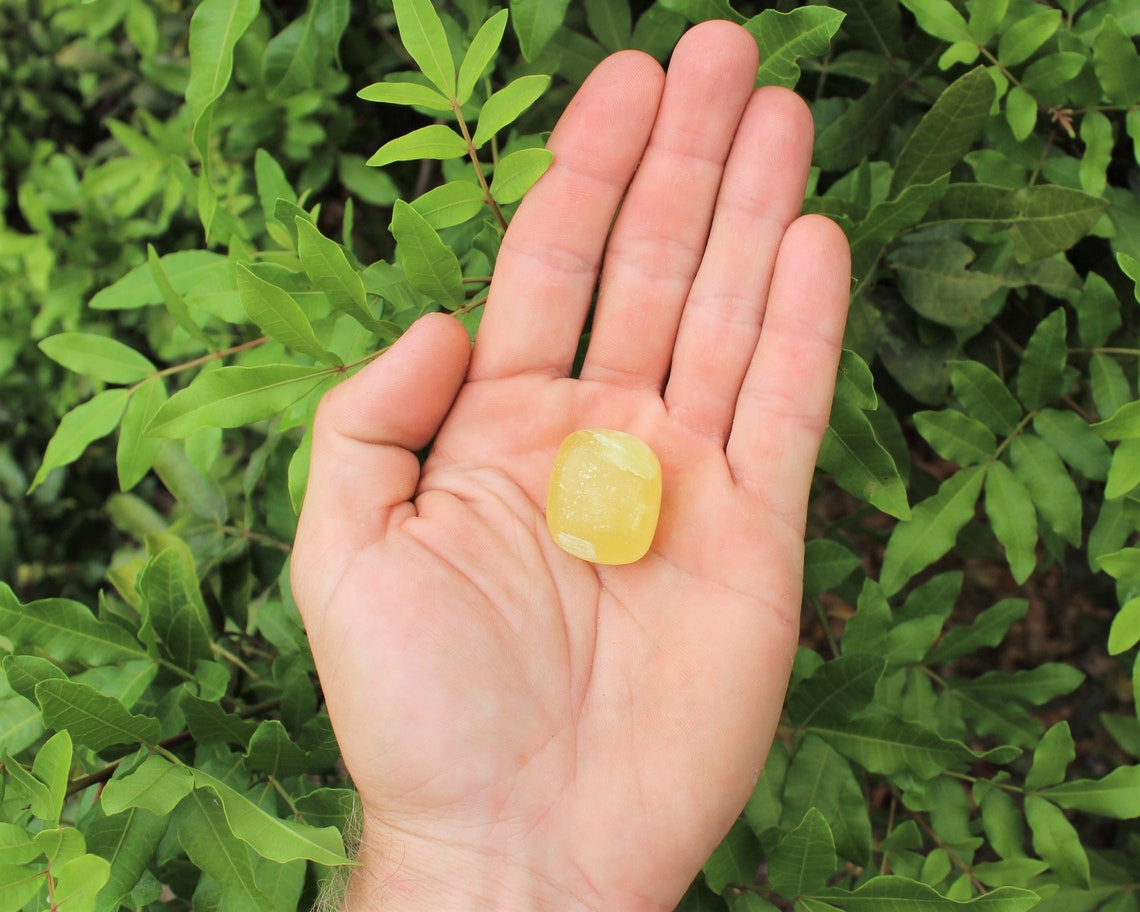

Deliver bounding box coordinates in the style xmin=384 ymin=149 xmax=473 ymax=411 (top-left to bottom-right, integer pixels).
xmin=291 ymin=19 xmax=851 ymax=912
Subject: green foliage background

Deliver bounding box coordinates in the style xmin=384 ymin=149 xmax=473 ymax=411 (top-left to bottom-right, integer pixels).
xmin=3 ymin=0 xmax=1140 ymax=909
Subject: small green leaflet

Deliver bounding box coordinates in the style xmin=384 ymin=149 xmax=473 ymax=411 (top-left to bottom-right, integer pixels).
xmin=768 ymin=808 xmax=837 ymax=898
xmin=236 ymin=265 xmax=340 ymax=365
xmin=179 ymin=788 xmax=274 ymax=908
xmin=511 ymin=0 xmax=573 ymax=60
xmin=490 ymin=147 xmax=554 ymax=204
xmin=890 ymin=67 xmax=992 ymax=196
xmin=809 ymin=874 xmax=1038 ymax=911
xmin=38 ymin=333 xmax=155 ymax=384
xmin=147 ymin=364 xmax=331 ymax=438
xmin=412 ymin=181 xmax=488 ymax=229
xmin=927 ymin=598 xmax=1028 ymax=664
xmin=996 ymin=8 xmax=1060 ymax=67
xmin=1041 ymin=765 xmax=1140 ymax=818
xmin=702 ymin=818 xmax=761 ymax=894
xmin=948 ymin=360 xmax=1022 ymax=435
xmin=391 ymin=200 xmax=466 ymax=307
xmin=102 ymin=755 xmax=196 ymax=816
xmin=356 ymin=80 xmax=452 ymax=110
xmin=148 ymin=245 xmax=214 ymax=348
xmin=1108 ymin=597 xmax=1140 ymax=655
xmin=392 ymin=0 xmax=457 ymax=97
xmin=747 ymin=7 xmax=845 ymax=89
xmin=880 ymin=465 xmax=987 ymax=596
xmin=185 ymin=0 xmax=260 ymax=118
xmin=457 ymin=9 xmax=509 ymax=105
xmin=1015 ymin=308 xmax=1067 ymax=411
xmin=984 ymin=460 xmax=1037 ymax=584
xmin=472 ymin=74 xmax=551 ymax=148
xmin=117 ymin=379 xmax=167 ymax=491
xmin=913 ymin=410 xmax=995 ymax=467
xmin=367 ymin=124 xmax=469 ymax=167
xmin=35 ymin=679 xmax=161 ymax=751
xmin=817 ymin=399 xmax=911 ymax=520
xmin=1008 ymin=435 xmax=1082 ymax=547
xmin=1025 ymin=794 xmax=1090 ymax=888
xmin=31 ymin=389 xmax=130 ymax=492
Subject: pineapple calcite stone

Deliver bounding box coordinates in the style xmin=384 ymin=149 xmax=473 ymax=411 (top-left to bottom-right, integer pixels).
xmin=546 ymin=429 xmax=662 ymax=565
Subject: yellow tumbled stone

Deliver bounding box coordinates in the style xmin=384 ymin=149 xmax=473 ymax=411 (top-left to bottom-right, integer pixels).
xmin=546 ymin=429 xmax=662 ymax=565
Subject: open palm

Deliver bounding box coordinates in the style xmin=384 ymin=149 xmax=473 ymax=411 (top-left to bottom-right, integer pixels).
xmin=292 ymin=21 xmax=850 ymax=912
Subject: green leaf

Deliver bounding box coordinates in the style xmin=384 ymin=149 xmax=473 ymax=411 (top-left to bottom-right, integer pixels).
xmin=263 ymin=8 xmax=321 ymax=100
xmin=35 ymin=679 xmax=160 ymax=751
xmin=747 ymin=7 xmax=846 ymax=90
xmin=1079 ymin=110 xmax=1113 ymax=196
xmin=1109 ymin=597 xmax=1140 ymax=655
xmin=769 ymin=809 xmax=838 ymax=898
xmin=786 ymin=654 xmax=886 ymax=728
xmin=190 ymin=771 xmax=350 ymax=865
xmin=1026 ymin=722 xmax=1075 ymax=790
xmin=1025 ymin=794 xmax=1090 ymax=887
xmin=780 ymin=735 xmax=872 ymax=864
xmin=391 ymin=200 xmax=466 ymax=307
xmin=927 ymin=598 xmax=1027 ymax=665
xmin=809 ymin=712 xmax=1015 ymax=780
xmin=955 ymin=663 xmax=1084 ymax=705
xmin=1106 ymin=438 xmax=1140 ymax=499
xmin=880 ymin=465 xmax=987 ymax=597
xmin=178 ymin=789 xmax=273 ymax=908
xmin=457 ymin=9 xmax=509 ymax=105
xmin=1023 ymin=51 xmax=1087 ymax=93
xmin=1036 ymin=408 xmax=1110 ymax=479
xmin=897 ymin=0 xmax=971 ymax=43
xmin=980 ymin=786 xmax=1026 ymax=861
xmin=1092 ymin=400 xmax=1140 ymax=442
xmin=817 ymin=399 xmax=911 ymax=520
xmin=52 ymin=853 xmax=111 ymax=911
xmin=392 ymin=0 xmax=457 ymax=97
xmin=89 ymin=251 xmax=225 ymax=311
xmin=804 ymin=539 xmax=861 ymax=598
xmin=38 ymin=333 xmax=155 ymax=384
xmin=703 ymin=818 xmax=761 ymax=894
xmin=490 ymin=147 xmax=554 ymax=204
xmin=890 ymin=68 xmax=993 ymax=196
xmin=1075 ymin=272 xmax=1122 ymax=351
xmin=147 ymin=245 xmax=214 ymax=348
xmin=236 ymin=265 xmax=341 ymax=365
xmin=997 ymin=8 xmax=1060 ymax=67
xmin=1099 ymin=547 xmax=1140 ymax=581
xmin=835 ymin=349 xmax=878 ymax=410
xmin=185 ymin=0 xmax=260 ymax=118
xmin=984 ymin=460 xmax=1037 ymax=584
xmin=296 ymin=219 xmax=397 ymax=339
xmin=913 ymin=410 xmax=996 ymax=466
xmin=1041 ymin=765 xmax=1140 ymax=818
xmin=356 ymin=80 xmax=453 ymax=111
xmin=181 ymin=691 xmax=259 ymax=747
xmin=411 ymin=180 xmax=487 ymax=229
xmin=147 ymin=364 xmax=330 ymax=438
xmin=117 ymin=379 xmax=166 ymax=491
xmin=31 ymin=731 xmax=71 ymax=827
xmin=851 ymin=177 xmax=951 ymax=275
xmin=511 ymin=0 xmax=571 ymax=60
xmin=1005 ymin=86 xmax=1037 ymax=142
xmin=366 ymin=124 xmax=469 ymax=167
xmin=31 ymin=389 xmax=130 ymax=492
xmin=1015 ymin=308 xmax=1067 ymax=411
xmin=967 ymin=0 xmax=1008 ymax=44
xmin=101 ymin=755 xmax=196 ymax=816
xmin=243 ymin=720 xmax=311 ymax=778
xmin=0 ymin=583 xmax=148 ymax=666
xmin=948 ymin=361 xmax=1021 ymax=435
xmin=472 ymin=74 xmax=551 ymax=147
xmin=84 ymin=805 xmax=167 ymax=912
xmin=814 ymin=75 xmax=901 ymax=173
xmin=888 ymin=241 xmax=1003 ymax=327
xmin=138 ymin=544 xmax=214 ymax=670
xmin=1093 ymin=15 xmax=1140 ymax=105
xmin=809 ymin=875 xmax=1038 ymax=911
xmin=1092 ymin=353 xmax=1132 ymax=429
xmin=1008 ymin=435 xmax=1082 ymax=547
xmin=0 ymin=822 xmax=42 ymax=866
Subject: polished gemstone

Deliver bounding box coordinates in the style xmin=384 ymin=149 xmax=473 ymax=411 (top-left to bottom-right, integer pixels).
xmin=546 ymin=429 xmax=662 ymax=565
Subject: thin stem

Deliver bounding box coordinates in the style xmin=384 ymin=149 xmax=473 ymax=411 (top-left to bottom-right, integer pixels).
xmin=129 ymin=336 xmax=270 ymax=393
xmin=222 ymin=524 xmax=292 ymax=553
xmin=899 ymin=791 xmax=987 ymax=894
xmin=452 ymin=102 xmax=507 ymax=232
xmin=812 ymin=596 xmax=842 ymax=659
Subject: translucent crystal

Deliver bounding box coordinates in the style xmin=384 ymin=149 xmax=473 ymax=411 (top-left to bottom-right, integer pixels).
xmin=546 ymin=429 xmax=662 ymax=565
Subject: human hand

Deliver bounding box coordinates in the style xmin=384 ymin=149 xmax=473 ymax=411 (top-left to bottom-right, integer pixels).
xmin=291 ymin=19 xmax=850 ymax=912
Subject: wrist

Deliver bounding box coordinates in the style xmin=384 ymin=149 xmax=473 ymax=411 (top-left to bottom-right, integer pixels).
xmin=337 ymin=821 xmax=602 ymax=912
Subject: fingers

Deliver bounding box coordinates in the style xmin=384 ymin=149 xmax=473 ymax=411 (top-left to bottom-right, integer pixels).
xmin=468 ymin=50 xmax=665 ymax=382
xmin=726 ymin=214 xmax=851 ymax=530
xmin=578 ymin=20 xmax=760 ymax=390
xmin=292 ymin=313 xmax=471 ymax=618
xmin=664 ymin=87 xmax=815 ymax=439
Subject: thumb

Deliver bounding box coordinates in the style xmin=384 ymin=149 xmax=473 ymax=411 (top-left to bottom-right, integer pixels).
xmin=292 ymin=313 xmax=471 ymax=614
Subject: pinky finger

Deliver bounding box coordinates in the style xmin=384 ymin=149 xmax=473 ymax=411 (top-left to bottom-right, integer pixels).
xmin=726 ymin=214 xmax=850 ymax=530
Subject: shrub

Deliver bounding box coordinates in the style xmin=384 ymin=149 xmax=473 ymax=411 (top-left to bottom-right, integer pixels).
xmin=3 ymin=0 xmax=1140 ymax=909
